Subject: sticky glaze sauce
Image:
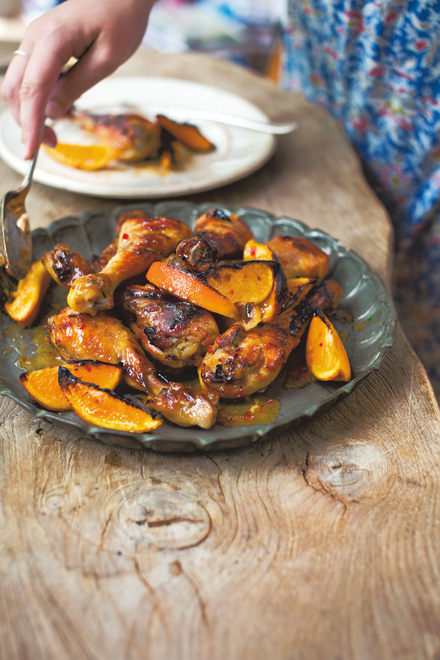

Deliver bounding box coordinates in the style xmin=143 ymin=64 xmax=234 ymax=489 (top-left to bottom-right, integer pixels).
xmin=283 ymin=349 xmax=313 ymax=390
xmin=2 ymin=322 xmax=64 ymax=372
xmin=216 ymin=396 xmax=280 ymax=427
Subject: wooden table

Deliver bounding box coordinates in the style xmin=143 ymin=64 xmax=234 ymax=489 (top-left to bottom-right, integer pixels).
xmin=1 ymin=45 xmax=440 ymax=660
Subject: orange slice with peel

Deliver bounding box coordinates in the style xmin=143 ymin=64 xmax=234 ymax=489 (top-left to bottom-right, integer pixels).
xmin=19 ymin=361 xmax=123 ymax=411
xmin=5 ymin=259 xmax=51 ymax=327
xmin=157 ymin=115 xmax=215 ymax=152
xmin=146 ymin=261 xmax=240 ymax=320
xmin=205 ymin=261 xmax=275 ymax=305
xmin=306 ymin=313 xmax=351 ymax=382
xmin=43 ymin=142 xmax=120 ymax=170
xmin=286 ymin=277 xmax=316 ymax=305
xmin=58 ymin=367 xmax=162 ymax=432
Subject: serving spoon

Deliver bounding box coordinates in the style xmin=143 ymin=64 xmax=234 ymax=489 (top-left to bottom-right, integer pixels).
xmin=0 ymin=140 xmax=40 ymax=280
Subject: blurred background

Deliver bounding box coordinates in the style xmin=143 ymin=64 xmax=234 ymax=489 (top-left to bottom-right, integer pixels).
xmin=0 ymin=0 xmax=284 ymax=77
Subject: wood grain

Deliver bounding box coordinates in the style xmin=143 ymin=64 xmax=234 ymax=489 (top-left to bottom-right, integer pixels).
xmin=1 ymin=47 xmax=440 ymax=660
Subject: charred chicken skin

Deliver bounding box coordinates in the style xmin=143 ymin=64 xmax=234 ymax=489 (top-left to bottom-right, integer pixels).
xmin=42 ymin=243 xmax=94 ymax=288
xmin=49 ymin=210 xmax=133 ymax=280
xmin=176 ymin=208 xmax=253 ymax=272
xmin=118 ymin=283 xmax=219 ymax=371
xmin=67 ymin=211 xmax=192 ymax=315
xmin=68 ymin=108 xmax=161 ymax=162
xmin=42 ymin=234 xmax=119 ymax=288
xmin=47 ymin=307 xmax=218 ymax=428
xmin=199 ymin=280 xmax=340 ymax=399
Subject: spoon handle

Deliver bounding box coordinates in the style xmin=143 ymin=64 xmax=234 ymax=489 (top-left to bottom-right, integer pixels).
xmin=20 ymin=123 xmax=45 ymax=193
xmin=20 ymin=146 xmax=39 ymax=192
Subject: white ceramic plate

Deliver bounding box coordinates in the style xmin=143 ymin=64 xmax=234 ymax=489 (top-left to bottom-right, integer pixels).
xmin=0 ymin=77 xmax=276 ymax=199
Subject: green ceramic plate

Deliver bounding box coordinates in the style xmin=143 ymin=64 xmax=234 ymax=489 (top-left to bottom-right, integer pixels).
xmin=0 ymin=201 xmax=396 ymax=452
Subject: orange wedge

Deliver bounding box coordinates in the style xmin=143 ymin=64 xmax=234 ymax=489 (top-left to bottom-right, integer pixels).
xmin=146 ymin=261 xmax=240 ymax=320
xmin=157 ymin=115 xmax=215 ymax=152
xmin=205 ymin=261 xmax=275 ymax=305
xmin=286 ymin=277 xmax=316 ymax=305
xmin=19 ymin=361 xmax=123 ymax=411
xmin=306 ymin=313 xmax=351 ymax=382
xmin=5 ymin=259 xmax=52 ymax=327
xmin=58 ymin=367 xmax=162 ymax=432
xmin=43 ymin=143 xmax=120 ymax=170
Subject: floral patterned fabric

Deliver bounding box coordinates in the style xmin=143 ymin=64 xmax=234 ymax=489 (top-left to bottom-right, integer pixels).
xmin=280 ymin=0 xmax=440 ymax=399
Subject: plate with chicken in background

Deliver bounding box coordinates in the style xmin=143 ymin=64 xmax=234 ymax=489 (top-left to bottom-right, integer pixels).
xmin=0 ymin=201 xmax=396 ymax=452
xmin=0 ymin=77 xmax=276 ymax=199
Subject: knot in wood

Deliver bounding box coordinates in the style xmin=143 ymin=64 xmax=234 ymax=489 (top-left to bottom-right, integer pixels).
xmin=37 ymin=484 xmax=211 ymax=575
xmin=302 ymin=444 xmax=390 ymax=503
xmin=118 ymin=488 xmax=211 ymax=551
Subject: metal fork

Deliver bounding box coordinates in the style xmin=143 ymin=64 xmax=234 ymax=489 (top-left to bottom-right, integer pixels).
xmin=122 ymin=103 xmax=299 ymax=135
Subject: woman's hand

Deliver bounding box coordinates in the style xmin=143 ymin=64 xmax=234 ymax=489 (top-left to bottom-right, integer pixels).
xmin=1 ymin=0 xmax=156 ymax=158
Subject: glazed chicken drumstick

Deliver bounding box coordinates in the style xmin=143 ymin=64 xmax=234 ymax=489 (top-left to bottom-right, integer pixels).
xmin=68 ymin=108 xmax=161 ymax=162
xmin=47 ymin=307 xmax=218 ymax=428
xmin=118 ymin=283 xmax=219 ymax=372
xmin=42 ymin=243 xmax=95 ymax=288
xmin=42 ymin=234 xmax=120 ymax=288
xmin=176 ymin=208 xmax=253 ymax=272
xmin=199 ymin=280 xmax=341 ymax=399
xmin=67 ymin=211 xmax=192 ymax=315
xmin=42 ymin=222 xmax=127 ymax=289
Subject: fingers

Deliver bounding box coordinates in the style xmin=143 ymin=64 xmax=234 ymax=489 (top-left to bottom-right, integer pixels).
xmin=1 ymin=31 xmax=71 ymax=158
xmin=46 ymin=40 xmax=119 ymax=121
xmin=2 ymin=32 xmax=116 ymax=159
xmin=1 ymin=47 xmax=32 ymax=130
xmin=18 ymin=35 xmax=72 ymax=157
xmin=43 ymin=124 xmax=57 ymax=149
xmin=1 ymin=0 xmax=156 ymax=160
xmin=1 ymin=11 xmax=88 ymax=158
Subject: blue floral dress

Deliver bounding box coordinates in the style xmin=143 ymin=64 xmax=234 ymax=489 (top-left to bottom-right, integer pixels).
xmin=280 ymin=0 xmax=440 ymax=397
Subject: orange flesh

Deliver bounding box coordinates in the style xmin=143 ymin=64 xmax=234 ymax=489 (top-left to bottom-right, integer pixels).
xmin=243 ymin=239 xmax=278 ymax=262
xmin=58 ymin=368 xmax=162 ymax=432
xmin=205 ymin=261 xmax=274 ymax=305
xmin=19 ymin=362 xmax=123 ymax=411
xmin=5 ymin=260 xmax=52 ymax=327
xmin=146 ymin=261 xmax=240 ymax=320
xmin=43 ymin=143 xmax=120 ymax=170
xmin=306 ymin=314 xmax=351 ymax=382
xmin=286 ymin=277 xmax=316 ymax=305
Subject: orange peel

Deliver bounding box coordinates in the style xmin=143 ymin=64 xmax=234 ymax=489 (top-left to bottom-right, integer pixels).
xmin=58 ymin=366 xmax=162 ymax=432
xmin=146 ymin=261 xmax=240 ymax=320
xmin=5 ymin=259 xmax=52 ymax=327
xmin=19 ymin=361 xmax=123 ymax=411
